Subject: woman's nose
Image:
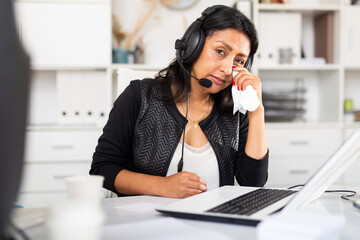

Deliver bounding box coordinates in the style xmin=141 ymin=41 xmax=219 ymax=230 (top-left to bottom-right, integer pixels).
xmin=220 ymin=58 xmax=233 ymax=75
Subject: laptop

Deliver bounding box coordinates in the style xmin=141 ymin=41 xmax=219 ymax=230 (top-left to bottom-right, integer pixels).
xmin=156 ymin=129 xmax=360 ymax=226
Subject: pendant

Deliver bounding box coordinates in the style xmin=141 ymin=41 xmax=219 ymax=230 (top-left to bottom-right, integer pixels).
xmin=194 ymin=122 xmax=198 ymax=130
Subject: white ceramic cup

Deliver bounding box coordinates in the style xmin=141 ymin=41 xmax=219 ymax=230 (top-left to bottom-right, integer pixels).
xmin=48 ymin=202 xmax=105 ymax=240
xmin=65 ymin=175 xmax=104 ymax=205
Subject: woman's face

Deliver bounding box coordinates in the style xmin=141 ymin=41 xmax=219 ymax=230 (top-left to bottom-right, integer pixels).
xmin=191 ymin=28 xmax=251 ymax=94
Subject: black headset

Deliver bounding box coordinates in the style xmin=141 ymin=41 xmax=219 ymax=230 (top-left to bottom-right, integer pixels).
xmin=175 ymin=5 xmax=254 ymax=72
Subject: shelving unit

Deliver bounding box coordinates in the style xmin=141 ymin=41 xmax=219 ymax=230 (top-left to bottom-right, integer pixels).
xmin=341 ymin=5 xmax=360 ymax=187
xmin=14 ymin=0 xmax=112 ymax=207
xmin=14 ymin=0 xmax=360 ymax=207
xmin=251 ymin=0 xmax=360 ymax=187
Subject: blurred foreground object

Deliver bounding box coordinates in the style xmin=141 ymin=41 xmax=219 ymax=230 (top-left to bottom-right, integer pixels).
xmin=0 ymin=0 xmax=30 ymax=238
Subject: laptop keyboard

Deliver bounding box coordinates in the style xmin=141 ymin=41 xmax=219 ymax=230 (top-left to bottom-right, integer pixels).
xmin=206 ymin=188 xmax=296 ymax=216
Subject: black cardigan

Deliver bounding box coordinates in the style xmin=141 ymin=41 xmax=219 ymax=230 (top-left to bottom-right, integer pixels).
xmin=90 ymin=79 xmax=268 ymax=196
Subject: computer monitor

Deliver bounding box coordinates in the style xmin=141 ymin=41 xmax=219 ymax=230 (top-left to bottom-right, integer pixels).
xmin=0 ymin=1 xmax=30 ymax=238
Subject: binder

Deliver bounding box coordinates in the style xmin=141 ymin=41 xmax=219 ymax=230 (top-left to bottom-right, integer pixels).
xmin=28 ymin=71 xmax=58 ymax=125
xmin=83 ymin=71 xmax=108 ymax=127
xmin=57 ymin=70 xmax=108 ymax=126
xmin=82 ymin=71 xmax=98 ymax=126
xmin=69 ymin=71 xmax=84 ymax=125
xmin=314 ymin=13 xmax=334 ymax=64
xmin=56 ymin=71 xmax=73 ymax=125
xmin=95 ymin=71 xmax=109 ymax=127
xmin=343 ymin=7 xmax=360 ymax=67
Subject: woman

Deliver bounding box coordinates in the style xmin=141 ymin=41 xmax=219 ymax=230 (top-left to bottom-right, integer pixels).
xmin=90 ymin=5 xmax=268 ymax=198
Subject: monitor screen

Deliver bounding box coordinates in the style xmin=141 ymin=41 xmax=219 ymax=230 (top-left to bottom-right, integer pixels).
xmin=0 ymin=1 xmax=30 ymax=238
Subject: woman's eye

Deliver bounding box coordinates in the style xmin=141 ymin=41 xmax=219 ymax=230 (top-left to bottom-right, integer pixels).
xmin=235 ymin=58 xmax=245 ymax=65
xmin=216 ymin=49 xmax=225 ymax=55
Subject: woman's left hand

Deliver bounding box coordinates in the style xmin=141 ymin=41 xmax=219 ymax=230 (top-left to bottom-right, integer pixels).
xmin=232 ymin=66 xmax=263 ymax=104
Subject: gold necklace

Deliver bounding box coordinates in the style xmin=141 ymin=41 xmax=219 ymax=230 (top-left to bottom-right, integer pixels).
xmin=180 ymin=100 xmax=212 ymax=130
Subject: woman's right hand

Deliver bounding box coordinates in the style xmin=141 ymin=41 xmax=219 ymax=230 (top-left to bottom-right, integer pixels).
xmin=159 ymin=171 xmax=207 ymax=198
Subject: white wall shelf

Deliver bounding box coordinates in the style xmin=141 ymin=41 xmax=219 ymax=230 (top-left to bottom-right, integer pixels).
xmin=344 ymin=122 xmax=360 ymax=128
xmin=265 ymin=122 xmax=341 ymax=129
xmin=112 ymin=63 xmax=164 ymax=71
xmin=257 ymin=4 xmax=341 ymax=12
xmin=258 ymin=64 xmax=340 ymax=71
xmin=26 ymin=125 xmax=103 ymax=132
xmin=30 ymin=65 xmax=109 ymax=71
xmin=344 ymin=66 xmax=360 ymax=71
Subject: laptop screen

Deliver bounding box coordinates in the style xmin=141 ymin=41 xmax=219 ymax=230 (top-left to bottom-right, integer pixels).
xmin=283 ymin=129 xmax=360 ymax=212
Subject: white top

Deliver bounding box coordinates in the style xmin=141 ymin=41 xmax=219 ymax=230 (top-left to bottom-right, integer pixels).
xmin=166 ymin=142 xmax=219 ymax=190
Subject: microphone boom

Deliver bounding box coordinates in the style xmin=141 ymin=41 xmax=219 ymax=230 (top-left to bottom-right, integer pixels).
xmin=176 ymin=58 xmax=212 ymax=88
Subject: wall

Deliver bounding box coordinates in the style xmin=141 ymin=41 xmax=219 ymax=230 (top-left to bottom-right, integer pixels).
xmin=112 ymin=0 xmax=237 ymax=66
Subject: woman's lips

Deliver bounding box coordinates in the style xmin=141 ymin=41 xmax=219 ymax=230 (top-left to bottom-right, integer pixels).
xmin=211 ymin=76 xmax=226 ymax=85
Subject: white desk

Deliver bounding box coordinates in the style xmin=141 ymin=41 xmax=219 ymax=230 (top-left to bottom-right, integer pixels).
xmin=12 ymin=187 xmax=360 ymax=240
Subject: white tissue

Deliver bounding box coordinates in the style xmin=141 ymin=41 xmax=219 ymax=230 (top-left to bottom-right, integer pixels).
xmin=232 ymin=71 xmax=260 ymax=115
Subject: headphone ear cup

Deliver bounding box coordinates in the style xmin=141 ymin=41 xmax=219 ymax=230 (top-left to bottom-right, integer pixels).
xmin=182 ymin=29 xmax=205 ymax=64
xmin=176 ymin=5 xmax=231 ymax=65
xmin=244 ymin=55 xmax=253 ymax=71
xmin=175 ymin=17 xmax=205 ymax=65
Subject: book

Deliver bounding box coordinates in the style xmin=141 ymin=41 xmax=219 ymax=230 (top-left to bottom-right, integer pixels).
xmin=314 ymin=13 xmax=334 ymax=64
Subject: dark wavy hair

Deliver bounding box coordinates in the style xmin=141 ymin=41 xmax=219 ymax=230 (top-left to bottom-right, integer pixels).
xmin=152 ymin=5 xmax=259 ymax=113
